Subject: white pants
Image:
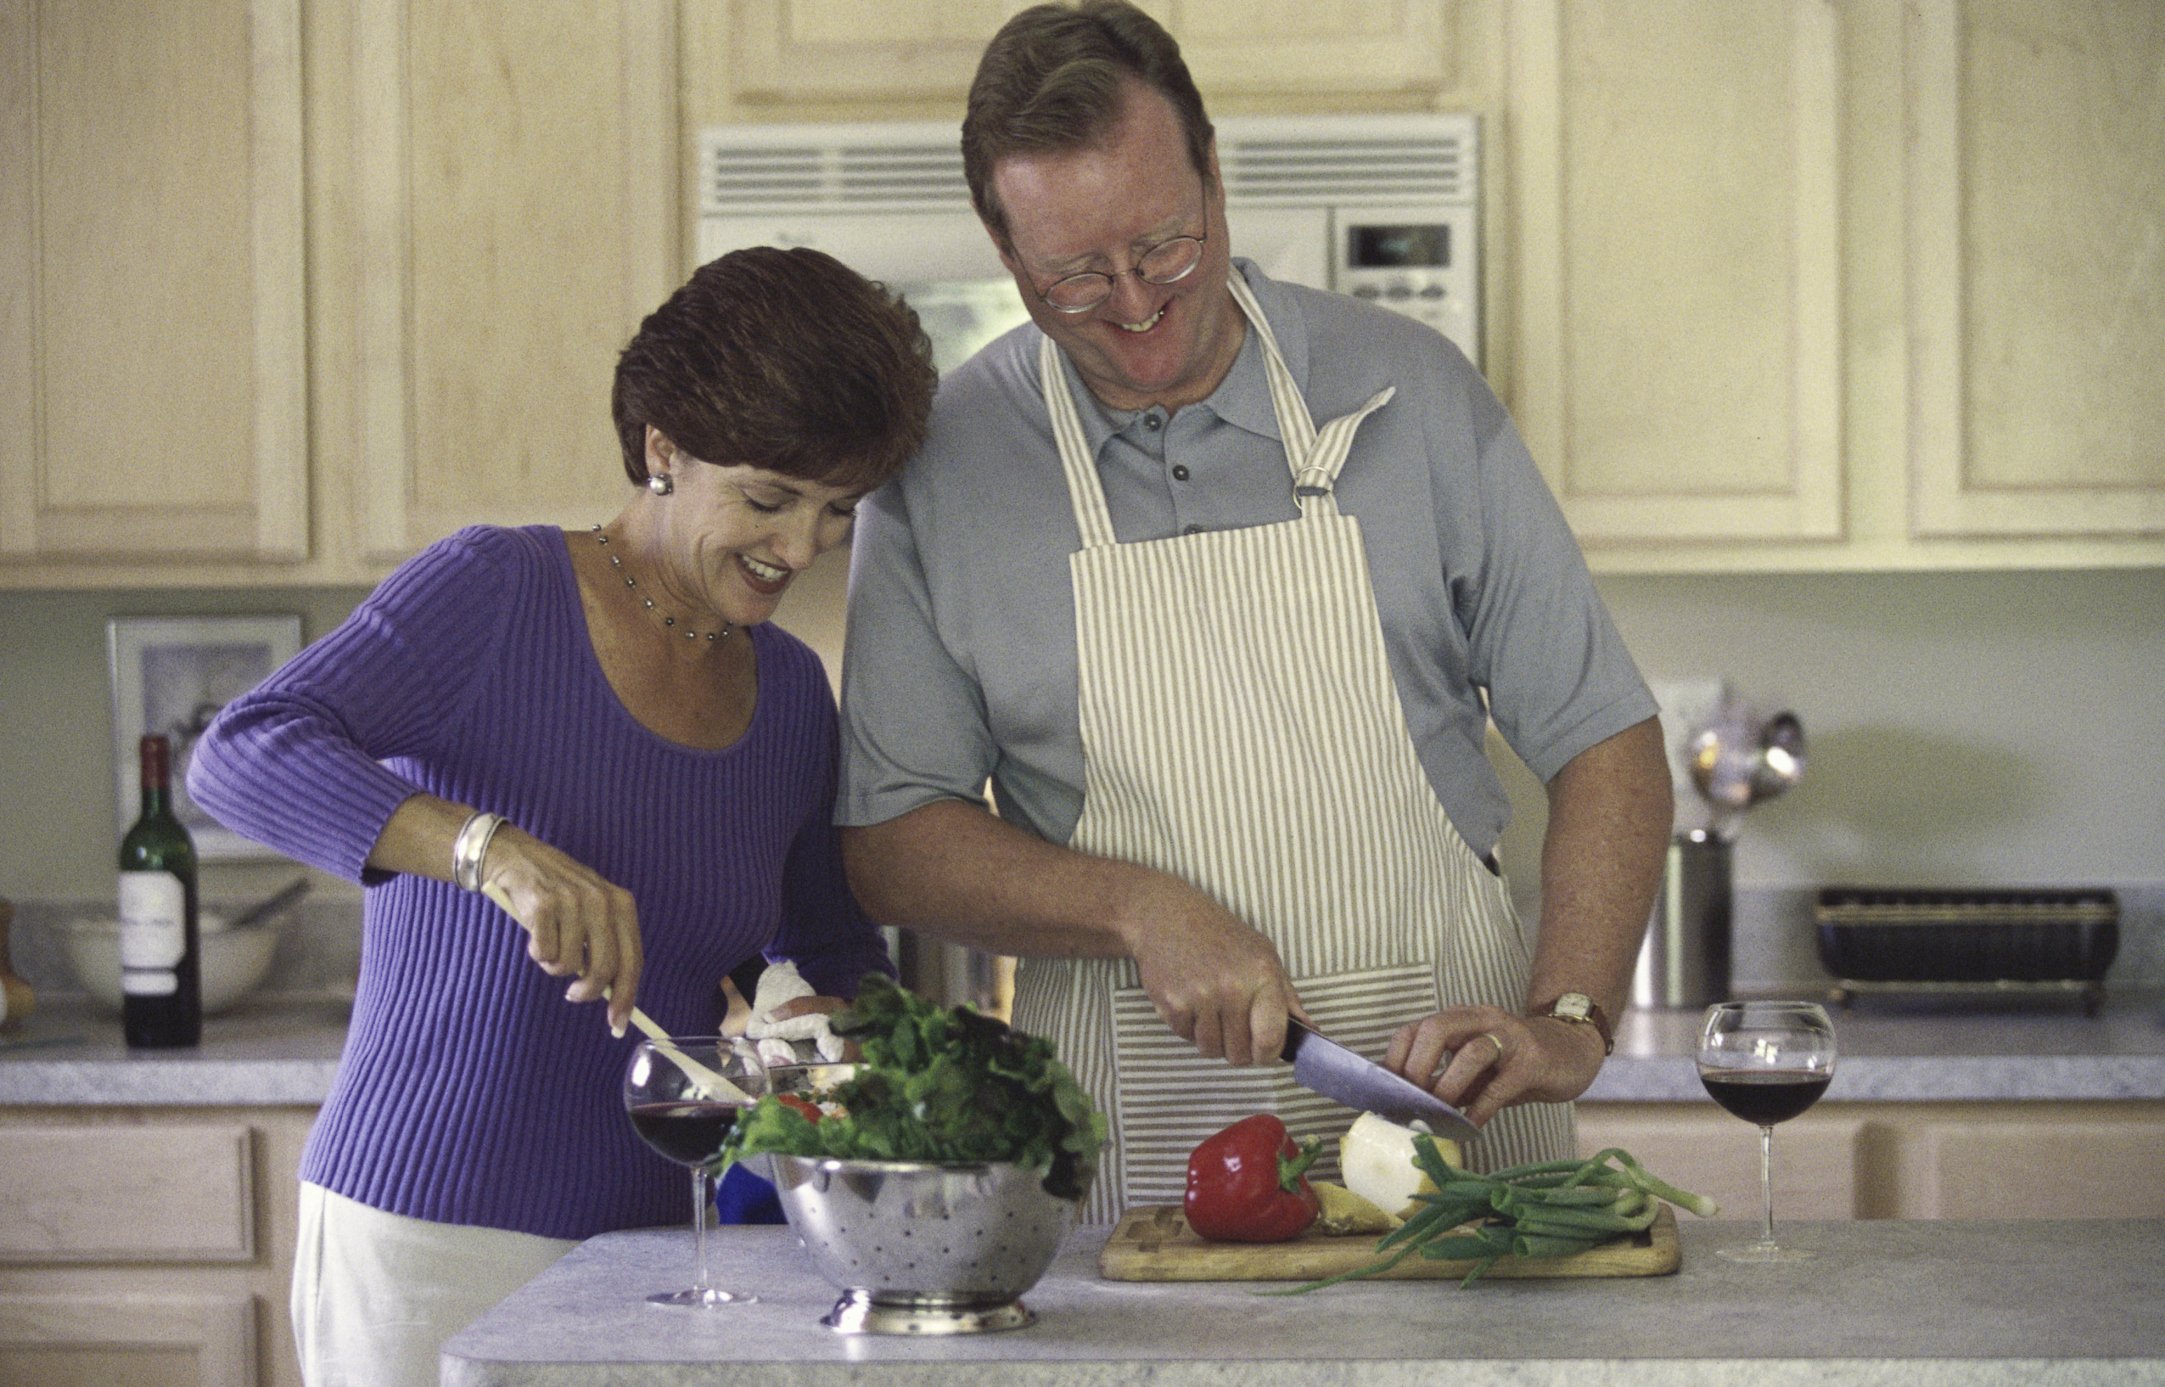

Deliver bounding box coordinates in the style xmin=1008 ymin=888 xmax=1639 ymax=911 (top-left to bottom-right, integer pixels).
xmin=291 ymin=1182 xmax=577 ymax=1387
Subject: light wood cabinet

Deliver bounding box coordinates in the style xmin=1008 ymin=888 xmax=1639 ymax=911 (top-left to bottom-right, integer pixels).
xmin=0 ymin=0 xmax=308 ymax=572
xmin=0 ymin=1106 xmax=316 ymax=1387
xmin=345 ymin=0 xmax=679 ymax=566
xmin=5 ymin=0 xmax=2155 ymax=587
xmin=1 ymin=0 xmax=682 ymax=590
xmin=1579 ymin=1106 xmax=1866 ymax=1223
xmin=726 ymin=0 xmax=1461 ymax=104
xmin=0 ymin=1294 xmax=257 ymax=1387
xmin=1502 ymin=0 xmax=2164 ymax=570
xmin=1579 ymin=1099 xmax=2165 ymax=1221
xmin=1905 ymin=0 xmax=2165 ymax=541
xmin=1505 ymin=0 xmax=1844 ymax=549
xmin=0 ymin=1124 xmax=255 ymax=1262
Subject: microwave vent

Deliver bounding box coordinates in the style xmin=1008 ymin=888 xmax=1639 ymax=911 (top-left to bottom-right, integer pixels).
xmin=1218 ymin=131 xmax=1472 ymax=204
xmin=703 ymin=134 xmax=968 ymax=213
xmin=700 ymin=113 xmax=1476 ymax=216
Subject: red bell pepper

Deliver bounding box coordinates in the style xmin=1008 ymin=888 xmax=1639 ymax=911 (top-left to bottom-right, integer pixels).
xmin=1183 ymin=1113 xmax=1323 ymax=1242
xmin=776 ymin=1092 xmax=825 ymax=1122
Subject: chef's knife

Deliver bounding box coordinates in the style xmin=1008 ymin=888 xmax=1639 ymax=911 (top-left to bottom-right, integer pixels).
xmin=1280 ymin=1018 xmax=1479 ymax=1142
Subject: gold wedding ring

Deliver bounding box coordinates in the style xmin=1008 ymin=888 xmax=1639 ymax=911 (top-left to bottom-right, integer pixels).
xmin=1482 ymin=1030 xmax=1507 ymax=1060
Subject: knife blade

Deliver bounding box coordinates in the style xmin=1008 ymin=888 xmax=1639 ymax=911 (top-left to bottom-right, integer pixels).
xmin=1280 ymin=1019 xmax=1479 ymax=1142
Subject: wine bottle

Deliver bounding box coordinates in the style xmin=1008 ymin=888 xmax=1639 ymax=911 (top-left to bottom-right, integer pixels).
xmin=118 ymin=734 xmax=200 ymax=1047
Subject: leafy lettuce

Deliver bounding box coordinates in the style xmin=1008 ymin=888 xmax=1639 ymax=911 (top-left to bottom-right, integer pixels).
xmin=718 ymin=975 xmax=1106 ymax=1201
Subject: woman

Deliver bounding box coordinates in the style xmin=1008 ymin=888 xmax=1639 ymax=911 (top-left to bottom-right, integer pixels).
xmin=187 ymin=247 xmax=938 ymax=1387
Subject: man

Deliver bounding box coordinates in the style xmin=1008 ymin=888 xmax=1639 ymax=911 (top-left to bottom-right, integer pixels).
xmin=838 ymin=0 xmax=1671 ymax=1220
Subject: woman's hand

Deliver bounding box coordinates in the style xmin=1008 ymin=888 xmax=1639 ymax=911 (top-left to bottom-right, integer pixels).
xmin=1383 ymin=1005 xmax=1606 ymax=1129
xmin=474 ymin=826 xmax=644 ymax=1036
xmin=367 ymin=793 xmax=644 ymax=1034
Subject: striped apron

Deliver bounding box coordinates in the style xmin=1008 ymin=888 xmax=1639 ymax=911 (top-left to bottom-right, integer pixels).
xmin=1010 ymin=274 xmax=1575 ymax=1224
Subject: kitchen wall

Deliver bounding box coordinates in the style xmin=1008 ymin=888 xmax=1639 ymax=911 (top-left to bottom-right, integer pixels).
xmin=3 ymin=563 xmax=2159 ymax=994
xmin=1491 ymin=565 xmax=2165 ymax=990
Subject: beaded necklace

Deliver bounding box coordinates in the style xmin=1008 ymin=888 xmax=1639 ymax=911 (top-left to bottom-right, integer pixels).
xmin=590 ymin=525 xmax=732 ymax=643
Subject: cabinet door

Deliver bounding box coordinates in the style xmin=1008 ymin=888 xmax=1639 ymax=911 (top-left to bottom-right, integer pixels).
xmin=0 ymin=1294 xmax=256 ymax=1387
xmin=729 ymin=0 xmax=1456 ymax=102
xmin=1904 ymin=1116 xmax=2165 ymax=1220
xmin=1505 ymin=0 xmax=1843 ymax=547
xmin=351 ymin=0 xmax=678 ymax=564
xmin=1577 ymin=1107 xmax=1866 ymax=1221
xmin=0 ymin=0 xmax=307 ymax=566
xmin=0 ymin=1124 xmax=254 ymax=1263
xmin=1907 ymin=0 xmax=2165 ymax=539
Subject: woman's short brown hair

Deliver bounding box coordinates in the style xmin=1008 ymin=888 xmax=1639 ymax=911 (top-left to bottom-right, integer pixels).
xmin=962 ymin=0 xmax=1215 ymax=250
xmin=612 ymin=246 xmax=938 ymax=494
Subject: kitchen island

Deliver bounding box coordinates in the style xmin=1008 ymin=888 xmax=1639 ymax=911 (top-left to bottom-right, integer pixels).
xmin=439 ymin=1217 xmax=2165 ymax=1385
xmin=5 ymin=993 xmax=2163 ymax=1386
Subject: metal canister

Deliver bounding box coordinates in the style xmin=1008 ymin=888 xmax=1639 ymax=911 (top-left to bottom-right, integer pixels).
xmin=1631 ymin=830 xmax=1732 ymax=1009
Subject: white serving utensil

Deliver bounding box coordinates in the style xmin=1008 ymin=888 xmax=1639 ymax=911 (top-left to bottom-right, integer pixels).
xmin=616 ymin=1007 xmax=756 ymax=1103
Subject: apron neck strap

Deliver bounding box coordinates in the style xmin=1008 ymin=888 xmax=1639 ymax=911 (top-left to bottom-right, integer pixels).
xmin=1042 ymin=272 xmax=1394 ymax=546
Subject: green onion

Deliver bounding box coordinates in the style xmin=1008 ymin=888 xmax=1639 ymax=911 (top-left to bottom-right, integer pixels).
xmin=1264 ymin=1143 xmax=1718 ymax=1293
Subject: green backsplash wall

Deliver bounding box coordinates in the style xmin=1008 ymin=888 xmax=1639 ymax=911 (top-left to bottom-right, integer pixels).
xmin=1 ymin=566 xmax=2160 ymax=908
xmin=0 ymin=587 xmax=376 ymax=902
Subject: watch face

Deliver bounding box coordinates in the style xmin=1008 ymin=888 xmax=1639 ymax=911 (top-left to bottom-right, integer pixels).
xmin=1555 ymin=993 xmax=1593 ymax=1020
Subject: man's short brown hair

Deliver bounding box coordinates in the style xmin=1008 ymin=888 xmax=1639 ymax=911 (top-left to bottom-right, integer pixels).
xmin=962 ymin=1 xmax=1215 ymax=250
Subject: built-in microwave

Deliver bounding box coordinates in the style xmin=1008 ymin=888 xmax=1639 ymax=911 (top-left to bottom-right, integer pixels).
xmin=695 ymin=112 xmax=1480 ymax=377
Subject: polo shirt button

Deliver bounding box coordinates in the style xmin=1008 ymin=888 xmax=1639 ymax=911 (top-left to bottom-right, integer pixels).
xmin=1171 ymin=464 xmax=1190 ymax=482
xmin=1143 ymin=413 xmax=1163 ymax=432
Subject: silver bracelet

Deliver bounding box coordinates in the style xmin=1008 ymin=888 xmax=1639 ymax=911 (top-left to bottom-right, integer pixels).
xmin=452 ymin=811 xmax=507 ymax=892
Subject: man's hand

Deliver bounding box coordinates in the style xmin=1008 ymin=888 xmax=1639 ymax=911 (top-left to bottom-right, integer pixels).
xmin=1384 ymin=1005 xmax=1606 ymax=1128
xmin=842 ymin=802 xmax=1304 ymax=1067
xmin=1114 ymin=872 xmax=1304 ymax=1066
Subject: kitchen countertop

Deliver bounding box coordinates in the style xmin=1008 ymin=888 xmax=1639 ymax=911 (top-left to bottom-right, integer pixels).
xmin=0 ymin=996 xmax=347 ymax=1106
xmin=438 ymin=1217 xmax=2165 ymax=1386
xmin=1589 ymin=990 xmax=2165 ymax=1102
xmin=3 ymin=991 xmax=2162 ymax=1108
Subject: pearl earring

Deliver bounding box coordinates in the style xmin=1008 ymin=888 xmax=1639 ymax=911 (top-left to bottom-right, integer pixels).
xmin=647 ymin=472 xmax=673 ymax=497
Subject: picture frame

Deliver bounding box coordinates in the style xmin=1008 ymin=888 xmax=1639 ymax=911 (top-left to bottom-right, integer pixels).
xmin=108 ymin=615 xmax=304 ymax=860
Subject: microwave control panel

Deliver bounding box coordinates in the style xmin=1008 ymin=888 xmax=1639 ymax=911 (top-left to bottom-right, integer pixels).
xmin=1333 ymin=207 xmax=1478 ymax=362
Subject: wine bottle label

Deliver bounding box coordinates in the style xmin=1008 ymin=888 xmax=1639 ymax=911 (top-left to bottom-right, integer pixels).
xmin=119 ymin=871 xmax=187 ymax=993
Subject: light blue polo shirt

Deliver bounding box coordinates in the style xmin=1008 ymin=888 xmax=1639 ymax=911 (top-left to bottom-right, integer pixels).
xmin=838 ymin=260 xmax=1654 ymax=861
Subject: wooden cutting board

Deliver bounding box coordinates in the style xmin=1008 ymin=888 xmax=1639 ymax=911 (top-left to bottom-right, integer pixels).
xmin=1097 ymin=1203 xmax=1679 ymax=1281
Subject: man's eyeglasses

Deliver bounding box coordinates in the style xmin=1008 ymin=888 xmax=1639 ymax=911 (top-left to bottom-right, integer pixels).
xmin=1031 ymin=227 xmax=1208 ymax=313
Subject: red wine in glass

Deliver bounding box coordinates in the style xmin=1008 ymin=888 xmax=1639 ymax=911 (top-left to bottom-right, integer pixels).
xmin=629 ymin=1101 xmax=743 ymax=1167
xmin=1700 ymin=1071 xmax=1831 ymax=1127
xmin=622 ymin=1037 xmax=766 ymax=1306
xmin=1696 ymin=1000 xmax=1838 ymax=1263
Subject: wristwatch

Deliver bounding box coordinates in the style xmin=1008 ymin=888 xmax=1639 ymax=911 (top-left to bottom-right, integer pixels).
xmin=1538 ymin=992 xmax=1615 ymax=1055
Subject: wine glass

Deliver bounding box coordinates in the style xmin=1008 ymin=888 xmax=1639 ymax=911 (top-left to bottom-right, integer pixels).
xmin=623 ymin=1036 xmax=768 ymax=1306
xmin=1696 ymin=1000 xmax=1837 ymax=1263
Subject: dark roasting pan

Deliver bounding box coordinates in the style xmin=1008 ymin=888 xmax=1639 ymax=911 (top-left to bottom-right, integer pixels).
xmin=1814 ymin=887 xmax=2118 ymax=986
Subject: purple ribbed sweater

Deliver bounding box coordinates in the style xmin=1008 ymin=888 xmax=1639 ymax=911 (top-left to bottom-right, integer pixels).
xmin=187 ymin=525 xmax=893 ymax=1238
